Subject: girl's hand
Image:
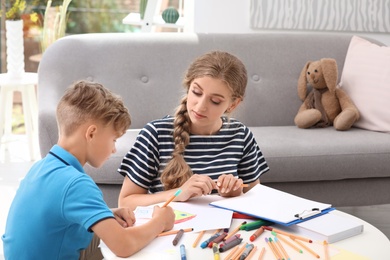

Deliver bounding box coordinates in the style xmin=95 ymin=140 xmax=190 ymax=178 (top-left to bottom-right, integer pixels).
xmin=176 ymin=174 xmax=217 ymax=201
xmin=111 ymin=207 xmax=136 ymax=228
xmin=216 ymin=174 xmax=244 ymax=196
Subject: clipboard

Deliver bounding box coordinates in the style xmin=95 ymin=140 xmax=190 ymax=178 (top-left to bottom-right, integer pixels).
xmin=209 ymin=184 xmax=335 ymax=226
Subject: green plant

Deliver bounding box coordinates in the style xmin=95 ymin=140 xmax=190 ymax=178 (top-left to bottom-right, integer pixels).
xmin=5 ymin=0 xmax=26 ymax=20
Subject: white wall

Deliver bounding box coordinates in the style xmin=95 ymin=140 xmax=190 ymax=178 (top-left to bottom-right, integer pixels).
xmin=192 ymin=0 xmax=390 ymax=46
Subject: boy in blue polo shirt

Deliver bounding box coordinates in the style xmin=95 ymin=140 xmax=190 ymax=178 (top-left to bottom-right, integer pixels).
xmin=2 ymin=80 xmax=175 ymax=259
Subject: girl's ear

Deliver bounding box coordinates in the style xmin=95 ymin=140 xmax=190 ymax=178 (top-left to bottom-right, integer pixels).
xmin=227 ymin=98 xmax=242 ymax=113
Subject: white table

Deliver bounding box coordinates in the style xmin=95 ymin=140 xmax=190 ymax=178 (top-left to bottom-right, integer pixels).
xmin=0 ymin=73 xmax=38 ymax=161
xmin=101 ymin=209 xmax=390 ymax=259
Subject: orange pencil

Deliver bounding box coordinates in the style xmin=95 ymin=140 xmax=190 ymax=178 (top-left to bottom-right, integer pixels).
xmin=323 ymin=240 xmax=330 ymax=260
xmin=264 ymin=226 xmax=312 ymax=243
xmin=223 ymin=244 xmax=240 ymax=260
xmin=273 ymin=232 xmax=302 ymax=253
xmin=162 ymin=189 xmax=181 ymax=207
xmin=158 ymin=228 xmax=193 ymax=237
xmin=231 ymin=243 xmax=247 ymax=260
xmin=192 ymin=230 xmax=205 ymax=248
xmin=258 ymin=247 xmax=265 ymax=260
xmin=265 ymin=238 xmax=279 ymax=260
xmin=268 ymin=238 xmax=283 ymax=260
xmin=274 ymin=237 xmax=290 ymax=260
xmin=225 ymin=221 xmax=247 ymax=240
xmin=291 ymin=238 xmax=320 ymax=258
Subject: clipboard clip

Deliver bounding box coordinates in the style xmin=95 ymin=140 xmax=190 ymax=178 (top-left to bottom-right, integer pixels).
xmin=294 ymin=208 xmax=320 ymax=220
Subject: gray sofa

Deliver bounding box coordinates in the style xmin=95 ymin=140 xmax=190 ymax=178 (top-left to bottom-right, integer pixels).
xmin=37 ymin=33 xmax=390 ymax=208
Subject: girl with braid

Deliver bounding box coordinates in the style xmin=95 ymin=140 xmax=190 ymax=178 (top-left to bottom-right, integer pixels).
xmin=118 ymin=51 xmax=269 ymax=209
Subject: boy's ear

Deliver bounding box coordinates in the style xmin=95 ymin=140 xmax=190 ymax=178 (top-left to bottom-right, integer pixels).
xmin=86 ymin=124 xmax=98 ymax=141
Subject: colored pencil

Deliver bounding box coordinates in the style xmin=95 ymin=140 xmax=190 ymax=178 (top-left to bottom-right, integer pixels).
xmin=158 ymin=227 xmax=193 ymax=237
xmin=291 ymin=238 xmax=320 ymax=258
xmin=162 ymin=189 xmax=182 ymax=207
xmin=192 ymin=230 xmax=205 ymax=248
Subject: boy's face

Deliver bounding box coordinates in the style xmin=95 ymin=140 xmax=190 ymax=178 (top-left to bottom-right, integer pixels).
xmin=86 ymin=123 xmax=119 ymax=168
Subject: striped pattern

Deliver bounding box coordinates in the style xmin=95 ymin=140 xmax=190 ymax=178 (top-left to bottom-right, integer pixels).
xmin=118 ymin=116 xmax=269 ymax=193
xmin=250 ymin=0 xmax=390 ymax=33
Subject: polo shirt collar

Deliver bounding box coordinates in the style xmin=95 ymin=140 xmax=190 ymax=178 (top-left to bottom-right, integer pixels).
xmin=49 ymin=145 xmax=85 ymax=173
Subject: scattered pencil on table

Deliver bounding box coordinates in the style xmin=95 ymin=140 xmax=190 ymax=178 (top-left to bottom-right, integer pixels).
xmin=323 ymin=240 xmax=329 ymax=260
xmin=258 ymin=247 xmax=265 ymax=260
xmin=231 ymin=242 xmax=248 ymax=260
xmin=225 ymin=221 xmax=247 ymax=240
xmin=162 ymin=189 xmax=182 ymax=207
xmin=172 ymin=229 xmax=184 ymax=246
xmin=291 ymin=237 xmax=320 ymax=258
xmin=223 ymin=243 xmax=239 ymax=260
xmin=265 ymin=238 xmax=279 ymax=260
xmin=272 ymin=232 xmax=303 ymax=254
xmin=274 ymin=237 xmax=290 ymax=260
xmin=192 ymin=230 xmax=205 ymax=248
xmin=158 ymin=227 xmax=193 ymax=237
xmin=264 ymin=226 xmax=312 ymax=243
xmin=269 ymin=238 xmax=283 ymax=260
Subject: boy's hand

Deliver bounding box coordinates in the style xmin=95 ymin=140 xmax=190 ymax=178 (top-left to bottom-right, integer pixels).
xmin=112 ymin=208 xmax=136 ymax=228
xmin=152 ymin=205 xmax=175 ymax=232
xmin=216 ymin=174 xmax=243 ymax=195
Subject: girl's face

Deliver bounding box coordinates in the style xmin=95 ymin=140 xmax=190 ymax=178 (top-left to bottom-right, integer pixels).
xmin=187 ymin=76 xmax=240 ymax=135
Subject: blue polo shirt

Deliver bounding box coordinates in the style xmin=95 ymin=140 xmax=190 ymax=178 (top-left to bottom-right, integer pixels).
xmin=2 ymin=145 xmax=114 ymax=259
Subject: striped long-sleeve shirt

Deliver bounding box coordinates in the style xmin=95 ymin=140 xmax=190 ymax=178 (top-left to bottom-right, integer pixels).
xmin=118 ymin=116 xmax=269 ymax=193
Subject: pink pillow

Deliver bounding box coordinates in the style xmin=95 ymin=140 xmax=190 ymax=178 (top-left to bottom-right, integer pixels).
xmin=340 ymin=36 xmax=390 ymax=132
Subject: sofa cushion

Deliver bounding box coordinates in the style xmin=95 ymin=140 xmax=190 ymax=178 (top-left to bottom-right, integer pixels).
xmin=340 ymin=36 xmax=390 ymax=133
xmin=253 ymin=126 xmax=390 ymax=183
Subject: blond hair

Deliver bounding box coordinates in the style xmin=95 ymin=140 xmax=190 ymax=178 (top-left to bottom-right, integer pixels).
xmin=56 ymin=80 xmax=131 ymax=137
xmin=160 ymin=51 xmax=248 ymax=190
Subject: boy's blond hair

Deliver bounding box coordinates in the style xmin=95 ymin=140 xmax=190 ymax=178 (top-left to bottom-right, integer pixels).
xmin=56 ymin=80 xmax=131 ymax=137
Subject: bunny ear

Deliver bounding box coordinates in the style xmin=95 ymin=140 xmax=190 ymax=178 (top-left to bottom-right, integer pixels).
xmin=321 ymin=58 xmax=338 ymax=94
xmin=297 ymin=61 xmax=311 ymax=101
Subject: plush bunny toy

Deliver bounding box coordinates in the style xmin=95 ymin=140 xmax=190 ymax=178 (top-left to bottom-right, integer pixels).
xmin=294 ymin=58 xmax=359 ymax=131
